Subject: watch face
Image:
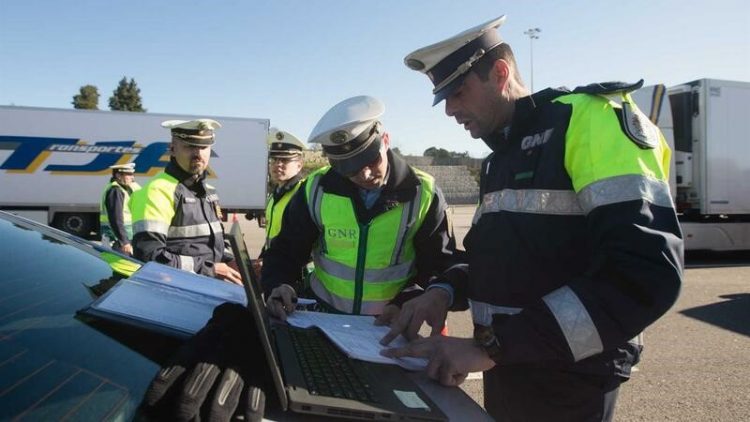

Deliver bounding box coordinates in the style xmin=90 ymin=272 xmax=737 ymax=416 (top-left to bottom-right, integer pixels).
xmin=474 ymin=325 xmax=494 ymax=343
xmin=474 ymin=325 xmax=502 ymax=362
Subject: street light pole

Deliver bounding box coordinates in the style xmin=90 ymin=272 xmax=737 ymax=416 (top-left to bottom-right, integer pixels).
xmin=523 ymin=28 xmax=541 ymax=93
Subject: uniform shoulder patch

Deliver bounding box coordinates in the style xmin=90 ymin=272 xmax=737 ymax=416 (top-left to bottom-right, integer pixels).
xmin=617 ymin=101 xmax=660 ymax=149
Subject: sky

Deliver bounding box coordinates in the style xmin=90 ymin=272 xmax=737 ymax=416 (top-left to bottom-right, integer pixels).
xmin=1 ymin=0 xmax=748 ymax=158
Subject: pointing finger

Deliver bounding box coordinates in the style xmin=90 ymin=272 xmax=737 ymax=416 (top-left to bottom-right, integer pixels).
xmin=380 ymin=308 xmax=412 ymax=345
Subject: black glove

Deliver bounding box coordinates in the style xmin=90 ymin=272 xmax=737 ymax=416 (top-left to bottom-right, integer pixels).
xmin=142 ymin=303 xmax=266 ymax=421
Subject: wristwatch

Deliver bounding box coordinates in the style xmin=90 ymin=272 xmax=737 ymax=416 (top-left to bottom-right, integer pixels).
xmin=474 ymin=325 xmax=503 ymax=363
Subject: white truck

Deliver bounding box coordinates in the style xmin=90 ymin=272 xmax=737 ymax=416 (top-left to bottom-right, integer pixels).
xmin=0 ymin=106 xmax=269 ymax=238
xmin=632 ymin=79 xmax=750 ymax=251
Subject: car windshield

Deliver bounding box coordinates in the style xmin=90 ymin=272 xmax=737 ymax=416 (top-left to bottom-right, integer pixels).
xmin=0 ymin=214 xmax=179 ymax=420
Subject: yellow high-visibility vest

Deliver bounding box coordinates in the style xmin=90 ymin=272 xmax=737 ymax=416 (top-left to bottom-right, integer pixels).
xmin=304 ymin=166 xmax=435 ymax=315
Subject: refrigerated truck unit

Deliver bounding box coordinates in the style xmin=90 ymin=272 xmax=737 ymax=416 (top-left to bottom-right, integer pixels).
xmin=633 ymin=79 xmax=750 ymax=251
xmin=0 ymin=106 xmax=269 ymax=239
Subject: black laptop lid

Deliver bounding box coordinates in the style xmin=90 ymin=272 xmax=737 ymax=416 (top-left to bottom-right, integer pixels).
xmin=228 ymin=222 xmax=289 ymax=411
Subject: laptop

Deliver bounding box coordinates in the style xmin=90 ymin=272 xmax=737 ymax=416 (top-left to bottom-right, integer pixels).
xmin=227 ymin=222 xmax=448 ymax=421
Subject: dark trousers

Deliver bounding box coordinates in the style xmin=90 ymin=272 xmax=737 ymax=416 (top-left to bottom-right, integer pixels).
xmin=484 ymin=364 xmax=622 ymax=422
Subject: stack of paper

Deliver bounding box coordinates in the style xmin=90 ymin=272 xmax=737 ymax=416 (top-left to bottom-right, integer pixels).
xmin=81 ymin=262 xmax=246 ymax=338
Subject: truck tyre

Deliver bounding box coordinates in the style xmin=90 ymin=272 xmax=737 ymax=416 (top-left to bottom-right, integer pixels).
xmin=53 ymin=213 xmax=95 ymax=239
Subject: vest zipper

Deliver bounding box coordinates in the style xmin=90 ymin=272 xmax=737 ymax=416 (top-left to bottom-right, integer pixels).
xmin=353 ymin=222 xmax=370 ymax=314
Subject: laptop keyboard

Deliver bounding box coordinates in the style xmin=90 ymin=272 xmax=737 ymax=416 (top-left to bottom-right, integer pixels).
xmin=289 ymin=327 xmax=380 ymax=403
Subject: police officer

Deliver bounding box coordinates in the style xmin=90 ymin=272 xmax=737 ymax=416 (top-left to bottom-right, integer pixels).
xmin=264 ymin=128 xmax=306 ymax=250
xmin=100 ymin=162 xmax=141 ymax=256
xmin=251 ymin=129 xmax=308 ymax=284
xmin=263 ymin=96 xmax=457 ymax=327
xmin=130 ymin=119 xmax=241 ymax=284
xmin=381 ymin=15 xmax=684 ymax=421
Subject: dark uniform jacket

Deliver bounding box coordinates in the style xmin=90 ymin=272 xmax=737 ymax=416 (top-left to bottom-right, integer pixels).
xmin=262 ymin=151 xmax=456 ymax=307
xmin=442 ymin=82 xmax=683 ymax=377
xmin=131 ymin=159 xmax=232 ymax=278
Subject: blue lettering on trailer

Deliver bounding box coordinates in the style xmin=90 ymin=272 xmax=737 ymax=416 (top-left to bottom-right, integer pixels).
xmin=0 ymin=136 xmax=170 ymax=174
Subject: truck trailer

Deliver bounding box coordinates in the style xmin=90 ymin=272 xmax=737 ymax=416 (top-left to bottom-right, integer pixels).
xmin=632 ymin=79 xmax=750 ymax=251
xmin=0 ymin=106 xmax=269 ymax=238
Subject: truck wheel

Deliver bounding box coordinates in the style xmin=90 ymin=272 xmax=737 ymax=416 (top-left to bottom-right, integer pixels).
xmin=53 ymin=213 xmax=94 ymax=238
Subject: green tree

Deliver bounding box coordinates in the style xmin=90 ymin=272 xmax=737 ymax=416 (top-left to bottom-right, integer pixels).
xmin=72 ymin=85 xmax=100 ymax=109
xmin=424 ymin=146 xmax=451 ymax=159
xmin=108 ymin=77 xmax=146 ymax=112
xmin=424 ymin=146 xmax=469 ymax=159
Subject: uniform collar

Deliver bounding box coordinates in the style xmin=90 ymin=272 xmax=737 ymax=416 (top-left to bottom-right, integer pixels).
xmin=481 ymin=88 xmax=570 ymax=152
xmin=273 ymin=173 xmax=303 ymax=197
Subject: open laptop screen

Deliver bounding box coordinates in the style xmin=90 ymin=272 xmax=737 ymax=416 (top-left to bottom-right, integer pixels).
xmin=227 ymin=222 xmax=290 ymax=411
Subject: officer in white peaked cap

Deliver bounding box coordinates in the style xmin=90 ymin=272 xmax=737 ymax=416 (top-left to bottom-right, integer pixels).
xmin=261 ymin=128 xmax=307 ymax=252
xmin=130 ymin=117 xmax=242 ymax=285
xmin=383 ymin=13 xmax=683 ymax=422
xmin=100 ymin=162 xmax=141 ymax=255
xmin=260 ymin=95 xmax=457 ymax=327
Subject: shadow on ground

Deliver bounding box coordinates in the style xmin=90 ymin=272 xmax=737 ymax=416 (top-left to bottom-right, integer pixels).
xmin=680 ymin=293 xmax=750 ymax=337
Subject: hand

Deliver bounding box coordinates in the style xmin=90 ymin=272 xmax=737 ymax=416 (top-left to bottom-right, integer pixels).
xmin=251 ymin=258 xmax=263 ymax=281
xmin=380 ymin=288 xmax=450 ymax=345
xmin=120 ymin=243 xmax=133 ymax=256
xmin=373 ymin=303 xmax=401 ymax=327
xmin=214 ymin=262 xmax=243 ymax=285
xmin=381 ymin=336 xmax=496 ymax=387
xmin=265 ymin=284 xmax=297 ymax=321
xmin=142 ymin=303 xmax=266 ymax=421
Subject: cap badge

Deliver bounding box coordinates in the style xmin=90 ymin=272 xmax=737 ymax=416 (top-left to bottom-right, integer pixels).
xmin=275 ymin=132 xmax=285 ymax=140
xmin=330 ymin=130 xmax=348 ymax=145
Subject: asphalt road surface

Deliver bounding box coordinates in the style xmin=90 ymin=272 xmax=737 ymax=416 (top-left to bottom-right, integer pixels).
xmin=233 ymin=206 xmax=750 ymax=421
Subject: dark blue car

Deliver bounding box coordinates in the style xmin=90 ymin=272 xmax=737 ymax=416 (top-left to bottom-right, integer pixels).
xmin=0 ymin=211 xmax=180 ymax=421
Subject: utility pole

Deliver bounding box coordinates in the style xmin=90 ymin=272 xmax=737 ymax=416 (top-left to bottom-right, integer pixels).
xmin=523 ymin=28 xmax=541 ymax=93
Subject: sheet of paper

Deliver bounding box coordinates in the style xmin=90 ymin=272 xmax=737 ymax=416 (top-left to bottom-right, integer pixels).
xmin=286 ymin=311 xmax=428 ymax=371
xmin=131 ymin=261 xmax=247 ymax=305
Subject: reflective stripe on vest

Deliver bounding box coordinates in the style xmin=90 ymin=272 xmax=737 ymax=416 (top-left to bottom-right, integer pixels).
xmin=304 ymin=166 xmax=434 ymax=314
xmin=265 ymin=180 xmax=303 ymax=249
xmin=133 ymin=219 xmax=170 ymax=236
xmin=167 ymin=221 xmax=224 ymax=238
xmin=472 ymin=174 xmax=673 ymax=224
